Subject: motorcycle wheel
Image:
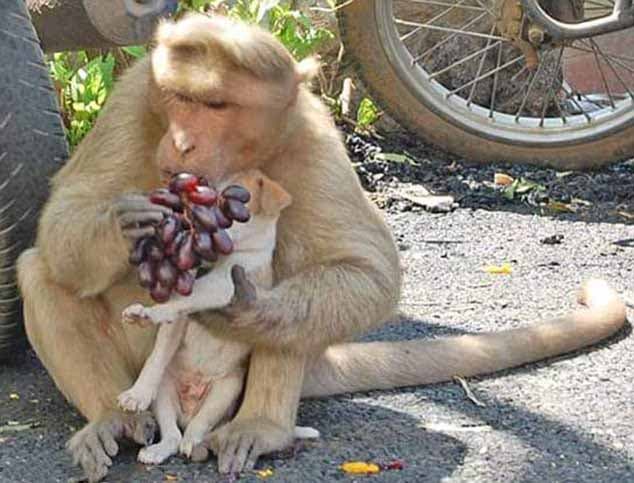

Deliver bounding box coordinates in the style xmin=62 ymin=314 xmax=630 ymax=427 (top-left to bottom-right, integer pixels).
xmin=0 ymin=1 xmax=67 ymax=361
xmin=337 ymin=0 xmax=634 ymax=170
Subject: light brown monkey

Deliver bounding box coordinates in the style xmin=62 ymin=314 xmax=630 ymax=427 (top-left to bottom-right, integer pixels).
xmin=17 ymin=13 xmax=626 ymax=482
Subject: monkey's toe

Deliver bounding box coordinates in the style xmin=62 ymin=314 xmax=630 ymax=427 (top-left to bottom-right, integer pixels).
xmin=210 ymin=419 xmax=292 ymax=474
xmin=67 ymin=421 xmax=119 ymax=482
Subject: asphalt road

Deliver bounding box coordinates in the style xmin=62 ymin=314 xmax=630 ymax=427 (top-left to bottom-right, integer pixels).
xmin=1 ymin=160 xmax=633 ymax=482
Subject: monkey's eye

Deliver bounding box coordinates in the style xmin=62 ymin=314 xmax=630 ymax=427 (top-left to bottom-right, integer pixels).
xmin=175 ymin=93 xmax=196 ymax=104
xmin=204 ymin=100 xmax=228 ymax=110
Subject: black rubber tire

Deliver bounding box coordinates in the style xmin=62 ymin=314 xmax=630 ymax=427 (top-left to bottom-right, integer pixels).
xmin=336 ymin=1 xmax=634 ymax=170
xmin=0 ymin=1 xmax=67 ymax=361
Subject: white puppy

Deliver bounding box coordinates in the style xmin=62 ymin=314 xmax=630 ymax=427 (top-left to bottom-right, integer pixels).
xmin=118 ymin=169 xmax=318 ymax=465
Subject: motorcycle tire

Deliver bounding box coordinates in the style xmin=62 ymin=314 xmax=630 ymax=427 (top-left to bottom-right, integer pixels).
xmin=0 ymin=0 xmax=67 ymax=361
xmin=337 ymin=0 xmax=634 ymax=170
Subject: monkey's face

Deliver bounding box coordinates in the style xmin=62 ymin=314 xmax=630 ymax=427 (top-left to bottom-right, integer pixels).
xmin=151 ymin=14 xmax=305 ymax=185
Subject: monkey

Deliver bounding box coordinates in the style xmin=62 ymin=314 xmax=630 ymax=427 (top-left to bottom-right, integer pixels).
xmin=16 ymin=13 xmax=626 ymax=482
xmin=116 ymin=169 xmax=319 ymax=466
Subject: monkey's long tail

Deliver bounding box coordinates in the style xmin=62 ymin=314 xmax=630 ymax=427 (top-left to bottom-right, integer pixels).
xmin=302 ymin=279 xmax=627 ymax=398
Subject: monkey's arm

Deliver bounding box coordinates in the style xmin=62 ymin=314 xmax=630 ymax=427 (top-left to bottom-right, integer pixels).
xmin=194 ymin=256 xmax=400 ymax=350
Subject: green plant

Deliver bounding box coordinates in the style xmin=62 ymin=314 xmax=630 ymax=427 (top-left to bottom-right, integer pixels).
xmin=49 ymin=51 xmax=115 ymax=148
xmin=49 ymin=1 xmax=334 ymax=148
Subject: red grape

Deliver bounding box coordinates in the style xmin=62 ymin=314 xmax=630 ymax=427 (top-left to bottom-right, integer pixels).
xmin=176 ymin=232 xmax=199 ymax=271
xmin=150 ymin=189 xmax=183 ymax=211
xmin=212 ymin=229 xmax=233 ymax=255
xmin=164 ymin=230 xmax=185 ymax=257
xmin=150 ymin=281 xmax=171 ymax=303
xmin=191 ymin=205 xmax=218 ymax=232
xmin=222 ymin=185 xmax=251 ymax=203
xmin=188 ymin=186 xmax=218 ymax=206
xmin=147 ymin=241 xmax=164 ymax=262
xmin=157 ymin=259 xmax=178 ymax=288
xmin=194 ymin=231 xmax=218 ymax=262
xmin=129 ymin=238 xmax=149 ymax=265
xmin=175 ymin=271 xmax=195 ymax=296
xmin=138 ymin=261 xmax=154 ymax=288
xmin=212 ymin=205 xmax=232 ymax=229
xmin=169 ymin=173 xmax=199 ymax=193
xmin=158 ymin=216 xmax=180 ymax=245
xmin=222 ymin=198 xmax=250 ymax=223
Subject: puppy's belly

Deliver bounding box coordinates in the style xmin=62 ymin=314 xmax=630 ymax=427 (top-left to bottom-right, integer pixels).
xmin=170 ymin=323 xmax=250 ymax=421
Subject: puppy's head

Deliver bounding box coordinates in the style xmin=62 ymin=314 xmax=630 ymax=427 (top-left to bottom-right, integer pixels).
xmin=229 ymin=169 xmax=292 ymax=217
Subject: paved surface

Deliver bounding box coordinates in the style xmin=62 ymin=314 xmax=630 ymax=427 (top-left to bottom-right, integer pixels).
xmin=1 ymin=156 xmax=633 ymax=482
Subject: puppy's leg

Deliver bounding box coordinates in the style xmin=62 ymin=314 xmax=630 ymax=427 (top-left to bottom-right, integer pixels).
xmin=118 ymin=319 xmax=188 ymax=412
xmin=123 ymin=266 xmax=234 ymax=326
xmin=293 ymin=426 xmax=320 ymax=439
xmin=180 ymin=372 xmax=244 ymax=461
xmin=137 ymin=377 xmax=182 ymax=465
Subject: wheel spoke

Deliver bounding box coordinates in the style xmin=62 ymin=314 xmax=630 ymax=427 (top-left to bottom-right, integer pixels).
xmin=589 ymin=39 xmax=617 ymax=108
xmin=515 ymin=52 xmax=548 ymax=120
xmin=446 ymin=54 xmax=524 ymax=98
xmin=467 ymin=24 xmax=498 ymax=106
xmin=409 ymin=10 xmax=501 ymax=64
xmin=489 ymin=41 xmax=503 ymax=118
xmin=400 ymin=0 xmax=469 ymax=42
xmin=429 ymin=40 xmax=501 ymax=79
xmin=539 ymin=47 xmax=565 ymax=127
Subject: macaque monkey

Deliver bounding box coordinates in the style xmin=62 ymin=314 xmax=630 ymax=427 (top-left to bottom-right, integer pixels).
xmin=17 ymin=13 xmax=626 ymax=482
xmin=117 ymin=170 xmax=318 ymax=465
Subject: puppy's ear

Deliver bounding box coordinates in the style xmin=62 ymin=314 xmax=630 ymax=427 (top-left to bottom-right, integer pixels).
xmin=258 ymin=176 xmax=292 ymax=216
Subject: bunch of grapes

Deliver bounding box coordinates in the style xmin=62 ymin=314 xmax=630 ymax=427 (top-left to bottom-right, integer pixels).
xmin=129 ymin=173 xmax=251 ymax=302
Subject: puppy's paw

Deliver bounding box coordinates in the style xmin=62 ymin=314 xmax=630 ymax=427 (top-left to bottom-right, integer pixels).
xmin=122 ymin=304 xmax=152 ymax=327
xmin=117 ymin=387 xmax=153 ymax=413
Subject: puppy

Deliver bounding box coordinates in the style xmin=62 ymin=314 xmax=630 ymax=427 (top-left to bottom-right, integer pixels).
xmin=118 ymin=169 xmax=318 ymax=464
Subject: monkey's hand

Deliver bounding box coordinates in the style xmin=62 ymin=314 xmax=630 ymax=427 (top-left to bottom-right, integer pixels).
xmin=112 ymin=194 xmax=172 ymax=241
xmin=219 ymin=265 xmax=258 ymax=318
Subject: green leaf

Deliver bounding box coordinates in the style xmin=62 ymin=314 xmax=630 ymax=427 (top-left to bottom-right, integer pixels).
xmin=122 ymin=45 xmax=148 ymax=59
xmin=356 ymin=97 xmax=380 ymax=128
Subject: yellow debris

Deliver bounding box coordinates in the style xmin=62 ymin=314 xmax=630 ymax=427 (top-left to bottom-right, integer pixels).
xmin=340 ymin=461 xmax=381 ymax=475
xmin=483 ymin=263 xmax=513 ymax=275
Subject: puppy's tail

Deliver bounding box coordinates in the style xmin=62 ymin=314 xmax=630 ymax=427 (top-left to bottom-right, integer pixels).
xmin=302 ymin=280 xmax=626 ymax=398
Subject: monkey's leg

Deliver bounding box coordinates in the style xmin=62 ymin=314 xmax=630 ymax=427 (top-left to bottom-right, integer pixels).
xmin=137 ymin=377 xmax=182 ymax=465
xmin=180 ymin=371 xmax=244 ymax=461
xmin=118 ymin=319 xmax=188 ymax=412
xmin=18 ymin=249 xmax=157 ymax=482
xmin=208 ymin=348 xmax=305 ymax=474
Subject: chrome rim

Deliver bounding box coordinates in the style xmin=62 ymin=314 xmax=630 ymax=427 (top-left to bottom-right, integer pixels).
xmin=377 ymin=1 xmax=634 ymax=146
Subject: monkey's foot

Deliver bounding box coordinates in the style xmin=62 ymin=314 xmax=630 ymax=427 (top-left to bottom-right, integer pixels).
xmin=207 ymin=419 xmax=293 ymax=474
xmin=138 ymin=437 xmax=180 ymax=465
xmin=117 ymin=386 xmax=154 ymax=413
xmin=67 ymin=412 xmax=156 ymax=482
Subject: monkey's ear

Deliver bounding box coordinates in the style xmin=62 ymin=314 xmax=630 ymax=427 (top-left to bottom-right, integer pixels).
xmin=295 ymin=56 xmax=320 ymax=84
xmin=258 ymin=177 xmax=292 ymax=215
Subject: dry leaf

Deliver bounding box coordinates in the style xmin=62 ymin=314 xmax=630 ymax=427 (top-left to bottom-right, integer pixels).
xmin=494 ymin=173 xmax=514 ymax=186
xmin=9 ymin=393 xmax=19 ymax=400
xmin=164 ymin=475 xmax=178 ymax=481
xmin=547 ymin=200 xmax=576 ymax=213
xmin=256 ymin=468 xmax=274 ymax=479
xmin=618 ymin=211 xmax=634 ymax=220
xmin=340 ymin=461 xmax=381 ymax=475
xmin=483 ymin=263 xmax=512 ymax=275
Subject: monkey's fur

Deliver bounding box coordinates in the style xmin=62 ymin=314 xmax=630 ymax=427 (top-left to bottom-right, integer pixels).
xmin=17 ymin=14 xmax=626 ymax=481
